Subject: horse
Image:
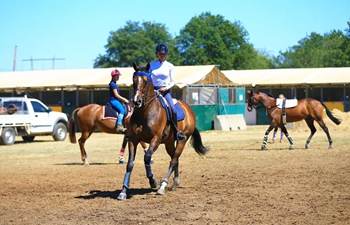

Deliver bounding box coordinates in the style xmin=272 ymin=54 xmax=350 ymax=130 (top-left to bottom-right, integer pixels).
xmin=117 ymin=62 xmax=210 ymax=200
xmin=68 ymin=103 xmax=147 ymax=165
xmin=247 ymin=90 xmax=341 ymax=150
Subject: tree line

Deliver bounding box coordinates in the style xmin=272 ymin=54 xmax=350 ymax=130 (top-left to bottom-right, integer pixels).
xmin=93 ymin=12 xmax=350 ymax=70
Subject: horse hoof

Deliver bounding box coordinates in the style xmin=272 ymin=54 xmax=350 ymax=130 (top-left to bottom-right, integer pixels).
xmin=157 ymin=188 xmax=165 ymax=195
xmin=289 ymin=146 xmax=295 ymax=150
xmin=168 ymin=186 xmax=177 ymax=191
xmin=119 ymin=160 xmax=125 ymax=164
xmin=261 ymin=145 xmax=266 ymax=150
xmin=150 ymin=179 xmax=158 ymax=188
xmin=117 ymin=193 xmax=127 ymax=200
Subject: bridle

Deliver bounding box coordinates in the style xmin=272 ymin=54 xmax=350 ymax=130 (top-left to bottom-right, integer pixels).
xmin=132 ymin=71 xmax=158 ymax=108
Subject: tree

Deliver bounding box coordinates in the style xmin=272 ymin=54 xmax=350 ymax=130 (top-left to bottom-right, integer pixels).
xmin=175 ymin=12 xmax=271 ymax=70
xmin=274 ymin=21 xmax=350 ymax=68
xmin=93 ymin=21 xmax=177 ymax=68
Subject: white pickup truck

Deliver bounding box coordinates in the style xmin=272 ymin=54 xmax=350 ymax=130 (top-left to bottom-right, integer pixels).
xmin=0 ymin=95 xmax=68 ymax=145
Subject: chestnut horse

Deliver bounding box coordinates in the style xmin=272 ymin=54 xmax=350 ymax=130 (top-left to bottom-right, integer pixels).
xmin=68 ymin=104 xmax=147 ymax=165
xmin=117 ymin=62 xmax=210 ymax=200
xmin=247 ymin=91 xmax=341 ymax=150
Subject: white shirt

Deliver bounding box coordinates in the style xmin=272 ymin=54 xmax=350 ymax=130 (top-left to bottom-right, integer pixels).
xmin=149 ymin=60 xmax=175 ymax=90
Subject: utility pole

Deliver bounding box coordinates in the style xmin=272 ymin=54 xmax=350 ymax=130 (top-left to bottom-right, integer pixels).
xmin=13 ymin=45 xmax=17 ymax=71
xmin=22 ymin=56 xmax=65 ymax=70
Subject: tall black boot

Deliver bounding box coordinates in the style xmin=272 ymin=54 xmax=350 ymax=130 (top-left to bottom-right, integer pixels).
xmin=172 ymin=111 xmax=187 ymax=142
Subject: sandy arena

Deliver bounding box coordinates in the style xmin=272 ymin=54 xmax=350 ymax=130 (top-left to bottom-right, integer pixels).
xmin=0 ymin=109 xmax=349 ymax=224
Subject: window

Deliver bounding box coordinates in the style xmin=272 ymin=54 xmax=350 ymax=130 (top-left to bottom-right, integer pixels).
xmin=31 ymin=101 xmax=47 ymax=113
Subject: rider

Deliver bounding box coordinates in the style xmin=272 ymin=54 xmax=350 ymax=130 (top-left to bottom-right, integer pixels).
xmin=109 ymin=69 xmax=129 ymax=132
xmin=149 ymin=43 xmax=187 ymax=142
xmin=272 ymin=93 xmax=285 ymax=143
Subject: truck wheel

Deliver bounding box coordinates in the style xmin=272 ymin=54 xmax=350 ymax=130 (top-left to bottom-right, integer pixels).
xmin=22 ymin=136 xmax=35 ymax=142
xmin=0 ymin=127 xmax=16 ymax=145
xmin=53 ymin=123 xmax=67 ymax=141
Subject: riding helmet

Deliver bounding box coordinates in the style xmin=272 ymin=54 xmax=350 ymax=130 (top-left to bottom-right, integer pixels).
xmin=155 ymin=44 xmax=169 ymax=54
xmin=111 ymin=69 xmax=121 ymax=76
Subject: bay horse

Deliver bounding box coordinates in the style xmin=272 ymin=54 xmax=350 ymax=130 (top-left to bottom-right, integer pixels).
xmin=68 ymin=103 xmax=147 ymax=165
xmin=247 ymin=90 xmax=341 ymax=150
xmin=117 ymin=62 xmax=210 ymax=200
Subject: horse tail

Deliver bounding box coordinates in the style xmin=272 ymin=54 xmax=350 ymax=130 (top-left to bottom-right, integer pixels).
xmin=68 ymin=107 xmax=81 ymax=143
xmin=190 ymin=128 xmax=210 ymax=156
xmin=321 ymin=103 xmax=341 ymax=125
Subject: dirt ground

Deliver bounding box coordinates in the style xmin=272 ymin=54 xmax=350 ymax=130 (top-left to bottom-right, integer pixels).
xmin=0 ymin=110 xmax=350 ymax=225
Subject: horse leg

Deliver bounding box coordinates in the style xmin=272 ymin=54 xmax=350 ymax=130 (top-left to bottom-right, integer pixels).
xmin=144 ymin=141 xmax=160 ymax=189
xmin=315 ymin=119 xmax=333 ymax=149
xmin=304 ymin=118 xmax=317 ymax=149
xmin=261 ymin=126 xmax=275 ymax=150
xmin=279 ymin=125 xmax=295 ymax=150
xmin=141 ymin=141 xmax=154 ymax=164
xmin=118 ymin=134 xmax=128 ymax=164
xmin=117 ymin=141 xmax=138 ymax=201
xmin=157 ymin=142 xmax=182 ymax=195
xmin=78 ymin=131 xmax=91 ymax=165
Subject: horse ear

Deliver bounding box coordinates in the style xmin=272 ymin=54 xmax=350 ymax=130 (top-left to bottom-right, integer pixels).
xmin=132 ymin=62 xmax=137 ymax=71
xmin=146 ymin=63 xmax=150 ymax=72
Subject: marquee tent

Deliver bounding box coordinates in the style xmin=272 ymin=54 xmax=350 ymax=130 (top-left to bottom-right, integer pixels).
xmin=223 ymin=67 xmax=350 ymax=88
xmin=0 ymin=65 xmax=235 ymax=91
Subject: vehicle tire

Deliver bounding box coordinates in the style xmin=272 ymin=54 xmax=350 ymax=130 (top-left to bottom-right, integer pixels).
xmin=22 ymin=136 xmax=35 ymax=142
xmin=53 ymin=123 xmax=67 ymax=141
xmin=0 ymin=127 xmax=16 ymax=145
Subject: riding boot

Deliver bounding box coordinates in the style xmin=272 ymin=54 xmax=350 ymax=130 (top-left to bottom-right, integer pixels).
xmin=116 ymin=114 xmax=126 ymax=132
xmin=172 ymin=111 xmax=187 ymax=142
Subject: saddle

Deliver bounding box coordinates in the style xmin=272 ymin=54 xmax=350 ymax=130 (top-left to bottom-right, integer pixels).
xmin=157 ymin=95 xmax=185 ymax=122
xmin=276 ymin=99 xmax=298 ymax=124
xmin=102 ymin=103 xmax=130 ymax=120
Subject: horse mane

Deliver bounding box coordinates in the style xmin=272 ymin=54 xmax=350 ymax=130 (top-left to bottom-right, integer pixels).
xmin=253 ymin=90 xmax=275 ymax=98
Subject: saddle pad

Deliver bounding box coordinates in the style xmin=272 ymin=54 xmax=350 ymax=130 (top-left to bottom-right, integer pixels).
xmin=158 ymin=96 xmax=185 ymax=121
xmin=102 ymin=105 xmax=118 ymax=120
xmin=276 ymin=99 xmax=298 ymax=108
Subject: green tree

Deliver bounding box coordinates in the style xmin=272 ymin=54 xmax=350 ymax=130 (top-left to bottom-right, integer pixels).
xmin=274 ymin=22 xmax=350 ymax=68
xmin=175 ymin=12 xmax=271 ymax=70
xmin=93 ymin=21 xmax=178 ymax=68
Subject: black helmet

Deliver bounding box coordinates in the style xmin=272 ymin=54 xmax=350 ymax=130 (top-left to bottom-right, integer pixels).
xmin=155 ymin=44 xmax=169 ymax=54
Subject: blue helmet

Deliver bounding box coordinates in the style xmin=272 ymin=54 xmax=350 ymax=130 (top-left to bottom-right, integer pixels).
xmin=155 ymin=44 xmax=169 ymax=54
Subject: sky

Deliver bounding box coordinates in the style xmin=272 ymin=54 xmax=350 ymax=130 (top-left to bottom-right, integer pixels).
xmin=0 ymin=0 xmax=349 ymax=72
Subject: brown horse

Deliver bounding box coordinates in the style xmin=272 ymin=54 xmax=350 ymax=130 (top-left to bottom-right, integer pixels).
xmin=68 ymin=104 xmax=147 ymax=165
xmin=117 ymin=62 xmax=210 ymax=200
xmin=247 ymin=90 xmax=341 ymax=150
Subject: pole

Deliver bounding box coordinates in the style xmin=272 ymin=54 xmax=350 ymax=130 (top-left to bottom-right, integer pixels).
xmin=13 ymin=45 xmax=17 ymax=71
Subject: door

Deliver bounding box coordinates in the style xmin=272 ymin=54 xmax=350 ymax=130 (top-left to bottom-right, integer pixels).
xmin=29 ymin=100 xmax=52 ymax=133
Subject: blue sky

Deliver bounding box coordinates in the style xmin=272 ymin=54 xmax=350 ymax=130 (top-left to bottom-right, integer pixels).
xmin=0 ymin=0 xmax=349 ymax=72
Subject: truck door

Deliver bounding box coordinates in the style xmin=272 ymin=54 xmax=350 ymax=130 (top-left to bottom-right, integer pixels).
xmin=29 ymin=100 xmax=52 ymax=133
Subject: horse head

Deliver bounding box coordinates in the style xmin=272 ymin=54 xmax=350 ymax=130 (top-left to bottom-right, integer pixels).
xmin=132 ymin=62 xmax=153 ymax=108
xmin=247 ymin=90 xmax=259 ymax=112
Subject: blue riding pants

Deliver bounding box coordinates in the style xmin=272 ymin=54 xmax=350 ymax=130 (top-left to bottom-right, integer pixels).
xmin=155 ymin=89 xmax=175 ymax=114
xmin=110 ymin=99 xmax=125 ymax=125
